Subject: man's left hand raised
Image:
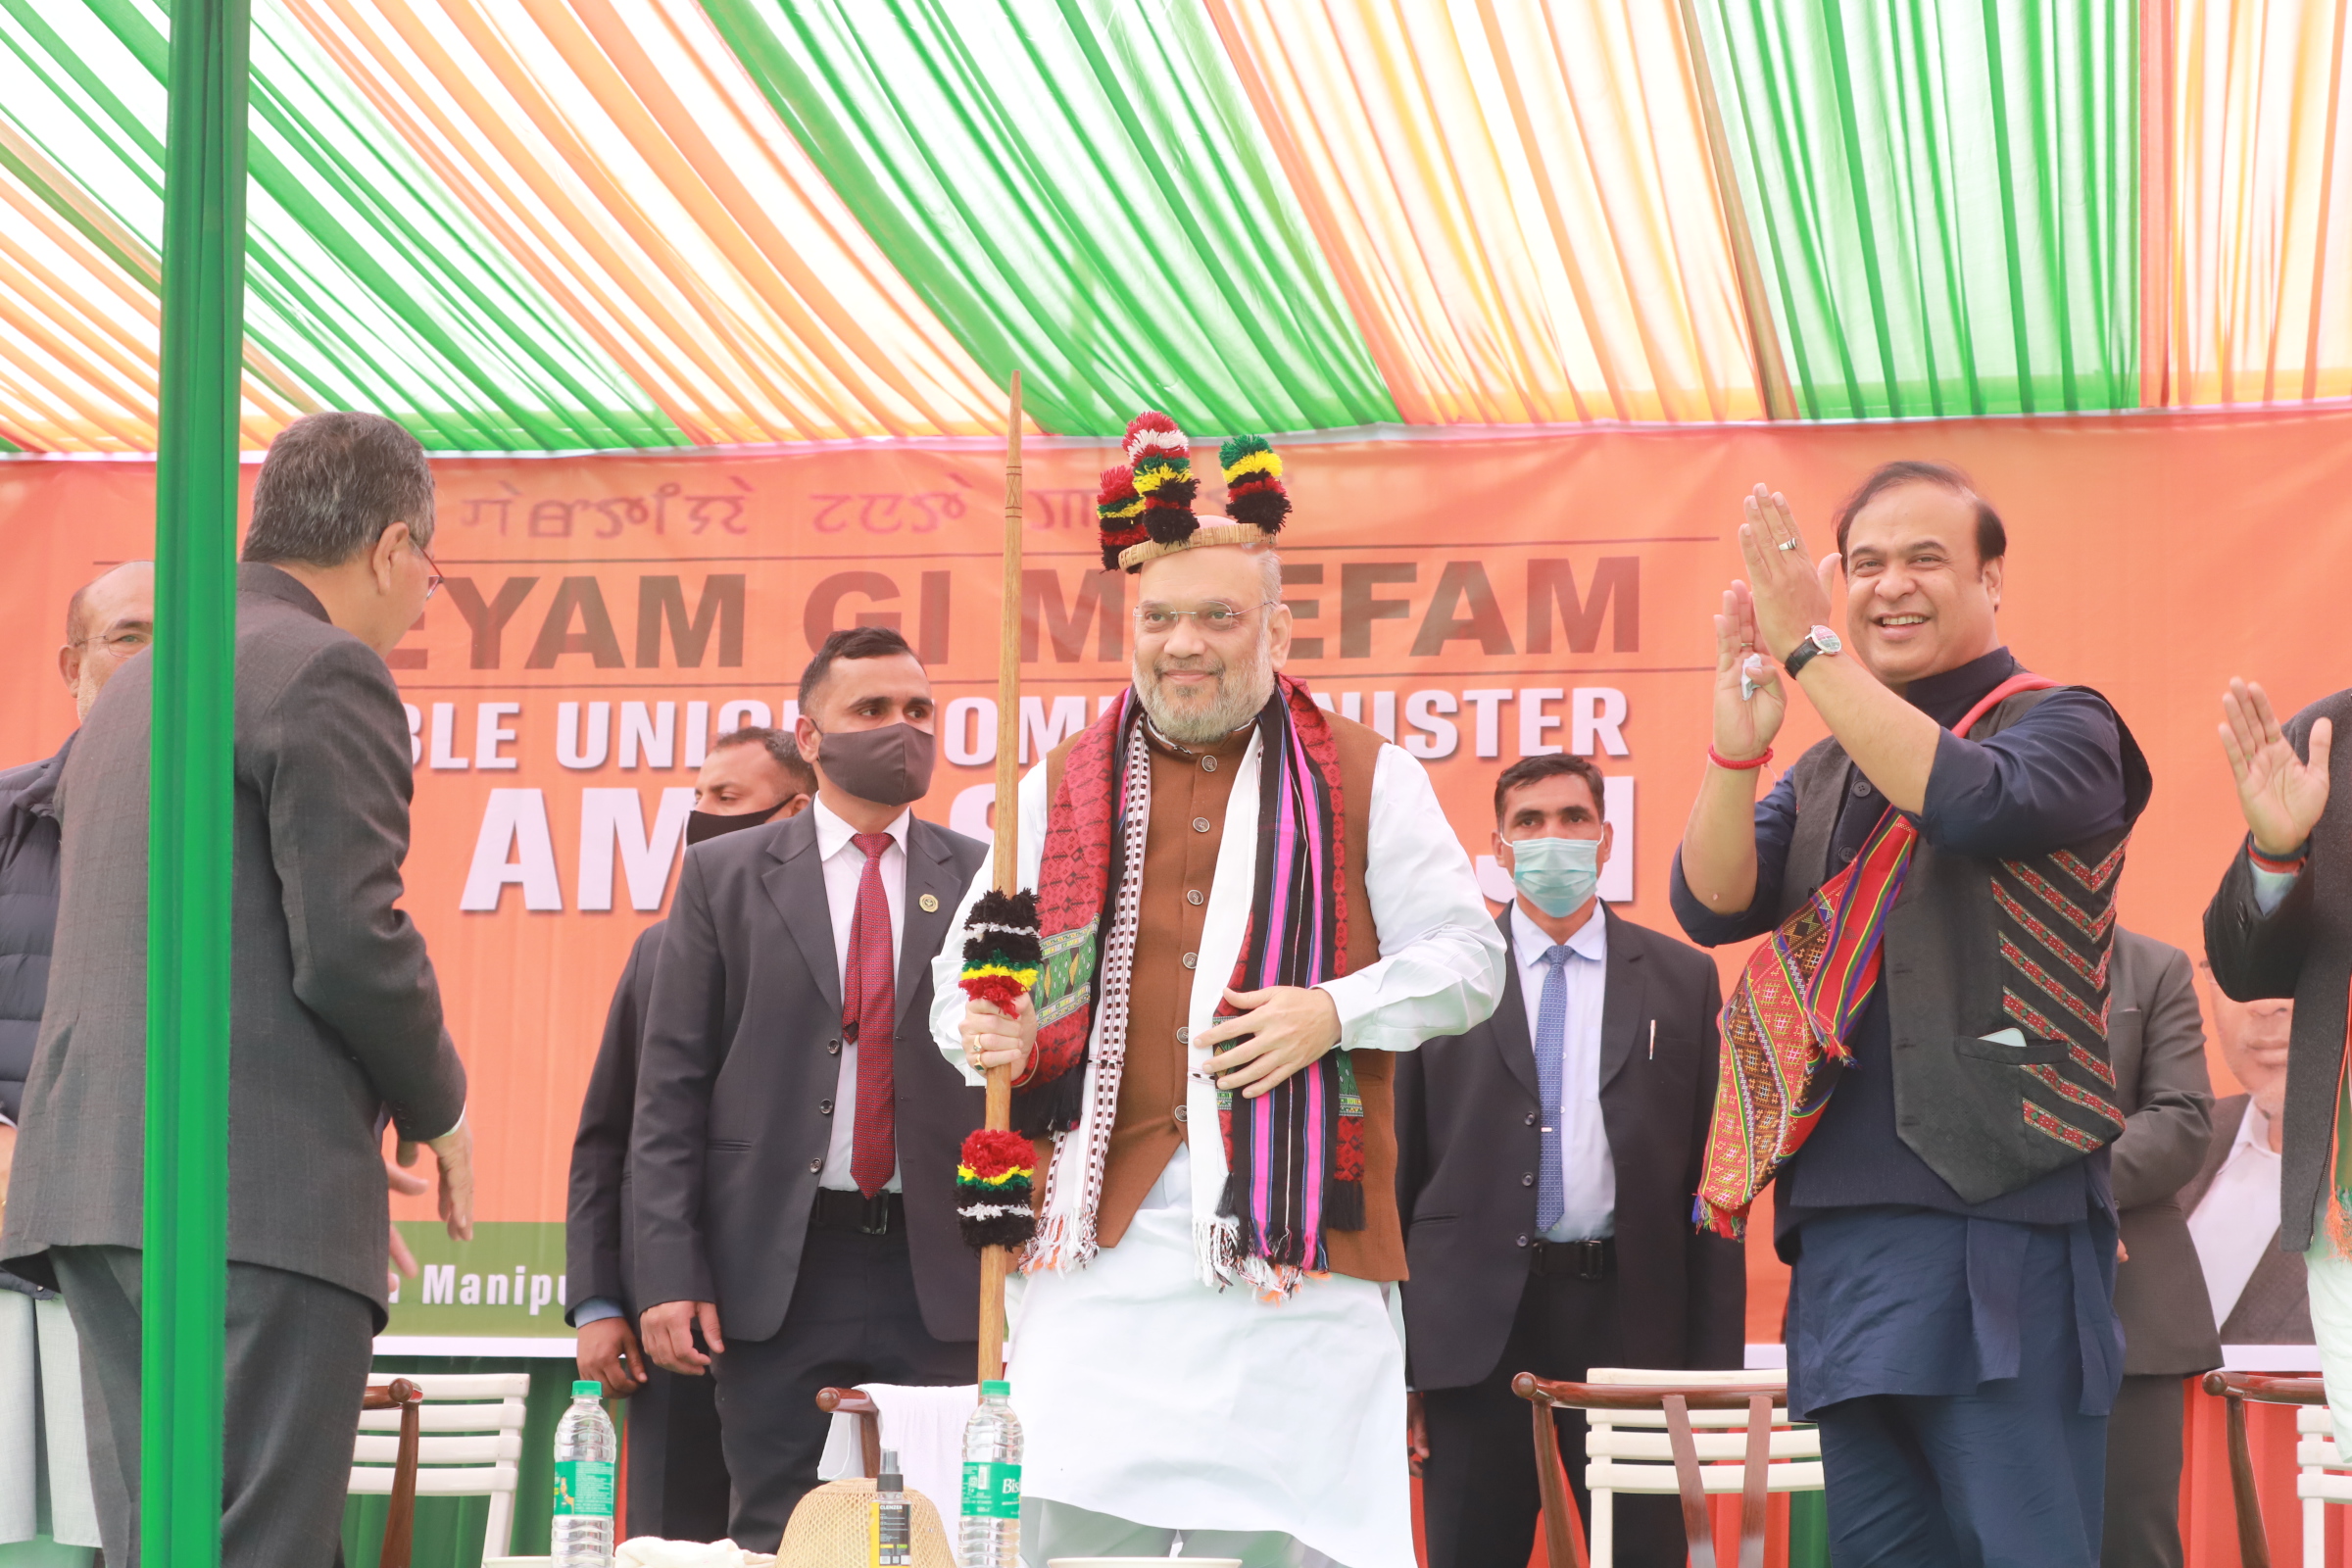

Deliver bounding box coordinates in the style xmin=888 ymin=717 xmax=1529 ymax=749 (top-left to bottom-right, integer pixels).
xmin=1199 ymin=985 xmax=1343 ymax=1099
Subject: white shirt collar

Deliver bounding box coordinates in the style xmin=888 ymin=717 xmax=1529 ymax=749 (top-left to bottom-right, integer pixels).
xmin=2230 ymin=1097 xmax=2280 ymax=1163
xmin=810 ymin=795 xmax=911 ymax=859
xmin=1512 ymin=901 xmax=1607 ymax=968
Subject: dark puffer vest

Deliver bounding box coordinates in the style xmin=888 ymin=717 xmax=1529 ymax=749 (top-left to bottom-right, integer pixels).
xmin=1778 ymin=689 xmax=2152 ymax=1203
xmin=0 ymin=737 xmax=70 ymax=1126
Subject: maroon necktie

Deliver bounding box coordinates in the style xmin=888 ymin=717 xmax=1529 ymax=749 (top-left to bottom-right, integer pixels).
xmin=844 ymin=831 xmax=898 ymax=1199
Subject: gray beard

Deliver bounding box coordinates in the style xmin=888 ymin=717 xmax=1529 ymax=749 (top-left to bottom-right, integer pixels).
xmin=1133 ymin=642 xmax=1275 ymax=746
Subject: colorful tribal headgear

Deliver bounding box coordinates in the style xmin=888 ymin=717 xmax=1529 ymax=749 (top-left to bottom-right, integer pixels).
xmin=1097 ymin=413 xmax=1292 ymax=572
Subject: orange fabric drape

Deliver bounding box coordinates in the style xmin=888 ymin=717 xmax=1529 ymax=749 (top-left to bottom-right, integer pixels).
xmin=276 ymin=0 xmax=1006 ymax=445
xmin=1201 ymin=0 xmax=1772 ymax=426
xmin=2160 ymin=0 xmax=2352 ymax=406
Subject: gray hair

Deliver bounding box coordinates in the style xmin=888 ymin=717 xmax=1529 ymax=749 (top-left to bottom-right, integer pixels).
xmin=243 ymin=411 xmax=436 ymax=567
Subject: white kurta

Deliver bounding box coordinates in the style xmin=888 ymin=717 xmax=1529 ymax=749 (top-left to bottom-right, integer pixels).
xmin=932 ymin=731 xmax=1503 ymax=1568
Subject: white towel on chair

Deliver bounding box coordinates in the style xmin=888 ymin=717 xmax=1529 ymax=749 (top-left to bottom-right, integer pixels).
xmin=815 ymin=1383 xmax=976 ymax=1550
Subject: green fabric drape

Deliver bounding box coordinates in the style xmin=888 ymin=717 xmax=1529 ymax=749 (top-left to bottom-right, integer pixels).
xmin=0 ymin=0 xmax=683 ymax=450
xmin=1691 ymin=0 xmax=2138 ymax=418
xmin=700 ymin=0 xmax=1397 ymax=437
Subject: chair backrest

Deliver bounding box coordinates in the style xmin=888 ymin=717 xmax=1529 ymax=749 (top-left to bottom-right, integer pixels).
xmin=353 ymin=1372 xmax=531 ymax=1560
xmin=1582 ymin=1367 xmax=1823 ymax=1498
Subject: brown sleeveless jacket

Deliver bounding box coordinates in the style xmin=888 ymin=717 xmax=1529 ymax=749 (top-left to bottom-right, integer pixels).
xmin=1039 ymin=709 xmax=1403 ymax=1282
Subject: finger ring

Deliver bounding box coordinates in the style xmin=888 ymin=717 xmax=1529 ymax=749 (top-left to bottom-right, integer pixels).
xmin=1777 ymin=538 xmax=1798 ymax=552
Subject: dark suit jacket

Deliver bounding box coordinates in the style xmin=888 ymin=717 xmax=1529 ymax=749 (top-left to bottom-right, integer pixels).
xmin=631 ymin=808 xmax=985 ymax=1344
xmin=2205 ymin=687 xmax=2352 ymax=1253
xmin=2105 ymin=929 xmax=2221 ymax=1375
xmin=2180 ymin=1094 xmax=2314 ymax=1344
xmin=0 ymin=564 xmax=466 ymax=1321
xmin=1396 ymin=906 xmax=1744 ymax=1391
xmin=566 ymin=919 xmax=663 ymax=1324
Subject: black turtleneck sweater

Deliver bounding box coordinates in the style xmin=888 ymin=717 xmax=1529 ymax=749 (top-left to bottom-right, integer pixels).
xmin=1671 ymin=646 xmax=2131 ymax=1231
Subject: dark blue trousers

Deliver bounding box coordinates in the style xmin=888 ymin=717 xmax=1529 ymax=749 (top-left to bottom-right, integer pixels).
xmin=1807 ymin=1223 xmax=2109 ymax=1567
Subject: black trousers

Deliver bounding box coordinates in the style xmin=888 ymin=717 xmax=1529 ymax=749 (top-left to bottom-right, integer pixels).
xmin=710 ymin=1222 xmax=970 ymax=1550
xmin=51 ymin=1244 xmax=376 ymax=1568
xmin=1419 ymin=1263 xmax=1686 ymax=1568
xmin=626 ymin=1358 xmax=732 ymax=1542
xmin=2098 ymin=1374 xmax=2185 ymax=1568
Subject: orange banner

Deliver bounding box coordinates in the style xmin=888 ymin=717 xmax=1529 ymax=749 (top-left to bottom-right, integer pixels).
xmin=4 ymin=406 xmax=2345 ymax=1338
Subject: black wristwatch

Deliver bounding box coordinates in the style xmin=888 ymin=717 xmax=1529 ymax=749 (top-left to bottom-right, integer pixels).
xmin=1785 ymin=623 xmax=1844 ymax=679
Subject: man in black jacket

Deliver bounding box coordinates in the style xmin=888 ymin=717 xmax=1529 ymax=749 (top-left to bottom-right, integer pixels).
xmin=631 ymin=627 xmax=984 ymax=1547
xmin=1675 ymin=469 xmax=2146 ymax=1566
xmin=0 ymin=562 xmax=149 ymax=1558
xmin=2204 ymin=676 xmax=2352 ymax=1451
xmin=1399 ymin=753 xmax=1742 ymax=1568
xmin=564 ymin=725 xmax=813 ymax=1540
xmin=1 ymin=562 xmax=152 ymax=1147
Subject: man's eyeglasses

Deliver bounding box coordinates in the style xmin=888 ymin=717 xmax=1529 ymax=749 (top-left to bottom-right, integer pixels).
xmin=416 ymin=542 xmax=445 ymax=602
xmin=72 ymin=627 xmax=151 ymax=656
xmin=1134 ymin=601 xmax=1280 ymax=637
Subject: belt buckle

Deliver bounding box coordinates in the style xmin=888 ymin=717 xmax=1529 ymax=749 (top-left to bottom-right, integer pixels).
xmin=1576 ymin=1240 xmax=1605 ymax=1282
xmin=859 ymin=1193 xmax=892 ymax=1236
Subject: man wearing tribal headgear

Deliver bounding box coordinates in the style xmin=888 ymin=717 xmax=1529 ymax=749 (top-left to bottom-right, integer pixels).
xmin=932 ymin=415 xmax=1504 ymax=1568
xmin=1672 ymin=466 xmax=2149 ymax=1567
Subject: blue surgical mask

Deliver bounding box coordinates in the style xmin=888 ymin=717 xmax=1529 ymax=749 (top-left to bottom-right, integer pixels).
xmin=1507 ymin=835 xmax=1602 ymax=917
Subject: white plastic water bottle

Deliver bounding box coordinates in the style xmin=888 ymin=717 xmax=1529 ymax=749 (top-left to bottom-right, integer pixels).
xmin=958 ymin=1379 xmax=1023 ymax=1568
xmin=552 ymin=1379 xmax=617 ymax=1567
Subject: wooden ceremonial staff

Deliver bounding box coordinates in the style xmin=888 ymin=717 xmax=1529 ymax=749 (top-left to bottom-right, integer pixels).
xmin=978 ymin=371 xmax=1022 ymax=1384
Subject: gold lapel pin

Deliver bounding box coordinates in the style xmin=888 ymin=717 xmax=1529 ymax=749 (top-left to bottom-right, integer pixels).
xmin=918 ymin=892 xmax=940 ymax=912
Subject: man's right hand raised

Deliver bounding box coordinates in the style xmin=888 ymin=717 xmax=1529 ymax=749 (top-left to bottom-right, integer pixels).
xmin=1712 ymin=580 xmax=1787 ymax=764
xmin=2221 ymin=678 xmax=2332 ymax=858
xmin=641 ymin=1298 xmax=726 ymax=1376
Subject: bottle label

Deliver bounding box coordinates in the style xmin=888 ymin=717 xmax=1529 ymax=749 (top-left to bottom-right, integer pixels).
xmin=961 ymin=1459 xmax=1023 ymax=1520
xmin=874 ymin=1497 xmax=913 ymax=1565
xmin=554 ymin=1458 xmax=615 ymax=1518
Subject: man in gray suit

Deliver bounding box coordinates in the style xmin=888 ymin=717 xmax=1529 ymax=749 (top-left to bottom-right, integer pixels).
xmin=2183 ymin=967 xmax=2308 ymax=1343
xmin=0 ymin=411 xmax=474 ymax=1567
xmin=2099 ymin=928 xmax=2217 ymax=1568
xmin=632 ymin=625 xmax=984 ymax=1548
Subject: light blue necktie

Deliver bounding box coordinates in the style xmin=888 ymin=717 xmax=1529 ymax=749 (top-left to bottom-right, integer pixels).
xmin=1535 ymin=945 xmax=1572 ymax=1235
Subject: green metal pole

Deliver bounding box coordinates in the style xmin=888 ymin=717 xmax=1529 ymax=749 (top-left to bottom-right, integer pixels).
xmin=146 ymin=0 xmax=247 ymax=1559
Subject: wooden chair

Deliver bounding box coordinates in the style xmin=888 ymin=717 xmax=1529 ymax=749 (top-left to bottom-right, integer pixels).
xmin=355 ymin=1380 xmax=423 ymax=1568
xmin=2204 ymin=1369 xmax=2344 ymax=1568
xmin=351 ymin=1371 xmax=530 ymax=1561
xmin=1513 ymin=1370 xmax=1818 ymax=1568
xmin=817 ymin=1387 xmax=882 ymax=1478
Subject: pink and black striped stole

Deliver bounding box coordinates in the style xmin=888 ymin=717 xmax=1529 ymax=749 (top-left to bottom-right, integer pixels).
xmin=1694 ymin=673 xmax=2057 ymax=1239
xmin=1212 ymin=675 xmax=1359 ymax=1277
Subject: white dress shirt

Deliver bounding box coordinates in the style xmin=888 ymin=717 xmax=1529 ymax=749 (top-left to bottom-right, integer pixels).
xmin=2189 ymin=1097 xmax=2284 ymax=1330
xmin=812 ymin=796 xmax=908 ymax=1193
xmin=1512 ymin=903 xmax=1615 ymax=1243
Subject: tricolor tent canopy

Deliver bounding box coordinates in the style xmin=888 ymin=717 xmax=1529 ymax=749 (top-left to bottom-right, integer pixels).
xmin=2 ymin=0 xmax=2347 ymax=454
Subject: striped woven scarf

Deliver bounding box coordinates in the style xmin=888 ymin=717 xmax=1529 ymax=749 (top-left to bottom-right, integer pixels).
xmin=1020 ymin=674 xmax=1358 ymax=1291
xmin=1693 ymin=673 xmax=2054 ymax=1239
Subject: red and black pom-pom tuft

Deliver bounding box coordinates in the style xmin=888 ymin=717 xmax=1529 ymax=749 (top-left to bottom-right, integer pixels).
xmin=1097 ymin=464 xmax=1149 ymax=570
xmin=1124 ymin=412 xmax=1198 ymax=550
xmin=956 ymin=1127 xmax=1038 ymax=1251
xmin=1219 ymin=433 xmax=1290 ymax=535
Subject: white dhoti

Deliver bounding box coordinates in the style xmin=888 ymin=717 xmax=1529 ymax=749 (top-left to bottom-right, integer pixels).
xmin=1006 ymin=1193 xmax=1410 ymax=1568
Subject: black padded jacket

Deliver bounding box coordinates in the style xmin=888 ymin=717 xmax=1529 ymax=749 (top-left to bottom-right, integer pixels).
xmin=0 ymin=735 xmax=70 ymax=1127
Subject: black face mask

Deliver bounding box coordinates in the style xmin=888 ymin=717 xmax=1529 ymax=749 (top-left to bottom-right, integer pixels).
xmin=685 ymin=801 xmax=788 ymax=846
xmin=811 ymin=721 xmax=936 ymax=808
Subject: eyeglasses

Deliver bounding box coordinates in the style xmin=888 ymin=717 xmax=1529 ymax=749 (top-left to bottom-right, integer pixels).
xmin=71 ymin=627 xmax=152 ymax=656
xmin=1133 ymin=601 xmax=1280 ymax=637
xmin=416 ymin=542 xmax=445 ymax=602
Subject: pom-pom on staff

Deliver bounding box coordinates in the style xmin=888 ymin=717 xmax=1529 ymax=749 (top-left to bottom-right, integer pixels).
xmin=956 ymin=371 xmax=1042 ymax=1384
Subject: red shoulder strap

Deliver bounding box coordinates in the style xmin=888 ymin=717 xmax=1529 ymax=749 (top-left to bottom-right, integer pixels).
xmin=1953 ymin=672 xmax=2058 ymax=738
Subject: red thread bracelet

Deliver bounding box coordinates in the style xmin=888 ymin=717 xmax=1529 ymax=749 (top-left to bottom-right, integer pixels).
xmin=2249 ymin=847 xmax=2307 ymax=876
xmin=1708 ymin=745 xmax=1774 ymax=771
